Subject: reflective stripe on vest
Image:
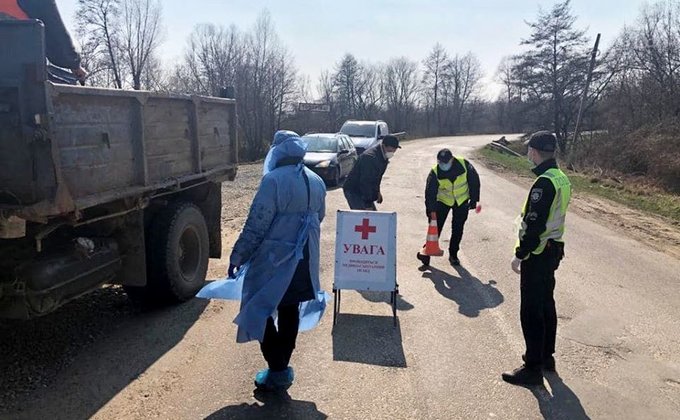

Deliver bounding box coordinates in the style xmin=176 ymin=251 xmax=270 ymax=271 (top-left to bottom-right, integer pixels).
xmin=517 ymin=168 xmax=571 ymax=255
xmin=0 ymin=0 xmax=29 ymax=19
xmin=434 ymin=157 xmax=470 ymax=207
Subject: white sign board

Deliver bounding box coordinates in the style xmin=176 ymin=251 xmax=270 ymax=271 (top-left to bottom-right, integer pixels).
xmin=298 ymin=102 xmax=331 ymax=112
xmin=334 ymin=210 xmax=397 ymax=292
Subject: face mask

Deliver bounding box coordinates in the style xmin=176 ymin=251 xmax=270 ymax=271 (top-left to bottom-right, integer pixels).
xmin=438 ymin=162 xmax=452 ymax=171
xmin=385 ymin=151 xmax=395 ymax=160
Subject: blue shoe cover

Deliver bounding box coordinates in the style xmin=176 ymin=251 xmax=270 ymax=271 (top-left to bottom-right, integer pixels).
xmin=254 ymin=367 xmax=294 ymax=391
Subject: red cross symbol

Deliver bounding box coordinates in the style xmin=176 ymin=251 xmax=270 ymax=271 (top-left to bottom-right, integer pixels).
xmin=354 ymin=218 xmax=377 ymax=240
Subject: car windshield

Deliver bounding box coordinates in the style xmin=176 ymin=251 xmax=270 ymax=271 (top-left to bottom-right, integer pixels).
xmin=301 ymin=136 xmax=337 ymax=153
xmin=340 ymin=123 xmax=375 ymax=138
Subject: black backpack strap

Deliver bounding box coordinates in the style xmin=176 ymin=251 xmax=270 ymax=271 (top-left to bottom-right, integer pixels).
xmin=302 ymin=167 xmax=311 ymax=210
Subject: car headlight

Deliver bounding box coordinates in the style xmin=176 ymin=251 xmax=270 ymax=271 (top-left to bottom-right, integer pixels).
xmin=316 ymin=160 xmax=332 ymax=168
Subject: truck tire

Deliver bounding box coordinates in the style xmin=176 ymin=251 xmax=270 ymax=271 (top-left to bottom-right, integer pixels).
xmin=126 ymin=202 xmax=209 ymax=304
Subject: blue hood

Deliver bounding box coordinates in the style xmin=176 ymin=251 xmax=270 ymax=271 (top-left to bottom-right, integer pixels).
xmin=263 ymin=130 xmax=304 ymax=175
xmin=273 ymin=130 xmax=299 ymax=146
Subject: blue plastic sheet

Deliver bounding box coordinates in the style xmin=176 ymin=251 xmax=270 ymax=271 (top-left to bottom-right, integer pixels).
xmin=196 ymin=263 xmax=329 ymax=333
xmin=196 ymin=265 xmax=248 ymax=301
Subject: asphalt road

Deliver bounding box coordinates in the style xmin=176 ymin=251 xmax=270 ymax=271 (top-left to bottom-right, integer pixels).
xmin=5 ymin=135 xmax=680 ymax=420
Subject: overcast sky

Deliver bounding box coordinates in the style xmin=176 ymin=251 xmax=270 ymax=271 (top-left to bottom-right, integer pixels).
xmin=56 ymin=0 xmax=647 ymax=99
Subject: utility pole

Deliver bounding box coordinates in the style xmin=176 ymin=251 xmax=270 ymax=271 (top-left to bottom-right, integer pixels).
xmin=570 ymin=33 xmax=601 ymax=164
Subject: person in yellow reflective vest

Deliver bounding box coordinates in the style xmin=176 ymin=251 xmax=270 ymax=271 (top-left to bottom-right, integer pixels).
xmin=417 ymin=148 xmax=481 ymax=266
xmin=502 ymin=131 xmax=571 ymax=387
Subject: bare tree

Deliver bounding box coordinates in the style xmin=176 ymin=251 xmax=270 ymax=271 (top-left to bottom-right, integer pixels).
xmin=269 ymin=48 xmax=298 ymax=128
xmin=422 ymin=43 xmax=448 ymax=134
xmin=140 ymin=53 xmax=166 ymax=91
xmin=623 ymin=1 xmax=680 ymax=121
xmin=75 ymin=0 xmax=124 ymax=88
xmin=355 ymin=63 xmax=383 ymax=119
xmin=234 ymin=10 xmax=298 ymax=159
xmin=120 ymin=0 xmax=163 ymax=90
xmin=382 ymin=57 xmax=420 ymax=132
xmin=317 ymin=70 xmax=334 ymax=105
xmin=182 ymin=23 xmax=244 ymax=96
xmin=445 ymin=53 xmax=483 ymax=133
xmin=317 ymin=70 xmax=339 ymax=129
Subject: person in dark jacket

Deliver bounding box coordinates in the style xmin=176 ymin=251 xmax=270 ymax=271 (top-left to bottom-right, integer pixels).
xmin=417 ymin=148 xmax=481 ymax=266
xmin=0 ymin=0 xmax=87 ymax=82
xmin=342 ymin=135 xmax=401 ymax=210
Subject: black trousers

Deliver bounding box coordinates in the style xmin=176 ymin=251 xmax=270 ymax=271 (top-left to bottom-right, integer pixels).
xmin=344 ymin=189 xmax=376 ymax=211
xmin=260 ymin=304 xmax=300 ymax=372
xmin=259 ymin=242 xmax=312 ymax=372
xmin=520 ymin=242 xmax=563 ymax=368
xmin=432 ymin=200 xmax=469 ymax=255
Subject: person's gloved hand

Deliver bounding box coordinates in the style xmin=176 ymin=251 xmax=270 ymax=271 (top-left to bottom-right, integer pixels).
xmin=228 ymin=264 xmax=240 ymax=279
xmin=377 ymin=192 xmax=384 ymax=204
xmin=426 ymin=209 xmax=434 ymax=218
xmin=511 ymin=257 xmax=522 ymax=274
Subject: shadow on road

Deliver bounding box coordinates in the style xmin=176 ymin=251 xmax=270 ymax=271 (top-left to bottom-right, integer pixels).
xmin=421 ymin=264 xmax=504 ymax=317
xmin=206 ymin=390 xmax=327 ymax=420
xmin=358 ymin=290 xmax=415 ymax=311
xmin=332 ymin=313 xmax=406 ymax=368
xmin=531 ymin=374 xmax=591 ymax=420
xmin=0 ymin=287 xmax=208 ymax=419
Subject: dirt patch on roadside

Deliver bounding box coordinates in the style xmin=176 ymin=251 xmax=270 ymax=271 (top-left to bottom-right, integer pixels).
xmin=478 ymin=155 xmax=680 ymax=260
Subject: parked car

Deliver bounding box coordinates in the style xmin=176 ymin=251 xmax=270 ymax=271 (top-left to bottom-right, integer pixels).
xmin=339 ymin=120 xmax=390 ymax=155
xmin=300 ymin=133 xmax=358 ymax=186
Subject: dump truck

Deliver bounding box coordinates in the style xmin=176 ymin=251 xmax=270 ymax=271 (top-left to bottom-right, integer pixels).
xmin=0 ymin=20 xmax=238 ymax=319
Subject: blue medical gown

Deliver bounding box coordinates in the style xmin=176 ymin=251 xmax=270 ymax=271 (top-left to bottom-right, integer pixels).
xmin=204 ymin=159 xmax=327 ymax=343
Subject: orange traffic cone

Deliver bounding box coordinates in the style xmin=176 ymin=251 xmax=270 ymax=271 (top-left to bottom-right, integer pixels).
xmin=421 ymin=212 xmax=444 ymax=256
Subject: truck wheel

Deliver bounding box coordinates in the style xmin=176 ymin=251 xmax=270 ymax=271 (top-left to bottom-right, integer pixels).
xmin=127 ymin=203 xmax=209 ymax=304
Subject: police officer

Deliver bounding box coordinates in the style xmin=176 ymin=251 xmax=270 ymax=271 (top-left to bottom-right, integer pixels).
xmin=502 ymin=131 xmax=571 ymax=386
xmin=417 ymin=148 xmax=481 ymax=266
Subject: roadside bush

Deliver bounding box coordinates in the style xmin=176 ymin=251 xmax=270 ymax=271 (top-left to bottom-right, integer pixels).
xmin=575 ymin=120 xmax=680 ymax=193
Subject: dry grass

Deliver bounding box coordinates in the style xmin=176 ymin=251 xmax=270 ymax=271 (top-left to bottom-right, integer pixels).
xmin=478 ymin=147 xmax=680 ymax=223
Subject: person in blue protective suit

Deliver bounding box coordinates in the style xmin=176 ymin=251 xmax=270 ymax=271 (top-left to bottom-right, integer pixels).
xmin=228 ymin=133 xmax=327 ymax=392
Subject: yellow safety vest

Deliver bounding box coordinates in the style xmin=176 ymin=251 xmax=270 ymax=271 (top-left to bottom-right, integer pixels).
xmin=433 ymin=157 xmax=470 ymax=207
xmin=517 ymin=168 xmax=571 ymax=255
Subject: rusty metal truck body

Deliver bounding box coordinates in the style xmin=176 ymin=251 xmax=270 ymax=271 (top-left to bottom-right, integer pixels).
xmin=0 ymin=21 xmax=237 ymax=318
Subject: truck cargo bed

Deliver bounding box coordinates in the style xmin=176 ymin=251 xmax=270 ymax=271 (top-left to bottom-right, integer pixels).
xmin=0 ymin=21 xmax=238 ymax=222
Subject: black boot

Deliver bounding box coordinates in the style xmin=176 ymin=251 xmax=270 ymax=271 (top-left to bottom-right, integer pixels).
xmin=448 ymin=254 xmax=460 ymax=266
xmin=416 ymin=252 xmax=430 ymax=266
xmin=501 ymin=365 xmax=543 ymax=386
